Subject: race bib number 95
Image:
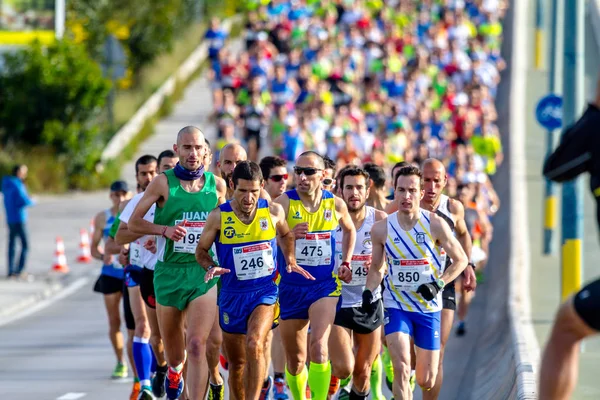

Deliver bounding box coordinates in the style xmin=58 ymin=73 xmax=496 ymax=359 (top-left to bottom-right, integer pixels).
xmin=173 ymin=220 xmax=205 ymax=254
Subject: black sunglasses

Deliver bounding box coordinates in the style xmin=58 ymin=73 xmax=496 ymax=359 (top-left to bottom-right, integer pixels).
xmin=322 ymin=178 xmax=334 ymax=186
xmin=294 ymin=167 xmax=322 ymax=176
xmin=269 ymin=174 xmax=289 ymax=182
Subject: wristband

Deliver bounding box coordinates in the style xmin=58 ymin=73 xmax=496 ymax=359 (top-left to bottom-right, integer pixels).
xmin=161 ymin=225 xmax=168 ymax=238
xmin=341 ymin=261 xmax=350 ymax=268
xmin=468 ymin=262 xmax=476 ymax=270
xmin=206 ymin=265 xmax=215 ymax=272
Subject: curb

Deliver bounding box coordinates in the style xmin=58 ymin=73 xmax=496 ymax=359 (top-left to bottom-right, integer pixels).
xmin=509 ymin=0 xmax=540 ymax=397
xmin=0 ymin=273 xmax=91 ymax=327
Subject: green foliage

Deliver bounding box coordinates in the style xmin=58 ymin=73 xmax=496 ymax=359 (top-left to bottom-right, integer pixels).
xmin=0 ymin=40 xmax=111 ymax=150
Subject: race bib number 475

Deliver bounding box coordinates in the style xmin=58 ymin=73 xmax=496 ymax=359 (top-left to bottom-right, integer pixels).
xmin=391 ymin=258 xmax=432 ymax=291
xmin=173 ymin=220 xmax=205 ymax=254
xmin=296 ymin=232 xmax=332 ymax=266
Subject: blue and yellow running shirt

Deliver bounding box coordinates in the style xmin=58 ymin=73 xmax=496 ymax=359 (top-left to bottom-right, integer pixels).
xmin=280 ymin=189 xmax=339 ymax=285
xmin=382 ymin=210 xmax=446 ymax=313
xmin=216 ymin=199 xmax=278 ymax=291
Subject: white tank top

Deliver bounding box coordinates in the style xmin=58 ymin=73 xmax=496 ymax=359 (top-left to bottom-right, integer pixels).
xmin=436 ymin=194 xmax=455 ymax=229
xmin=382 ymin=210 xmax=445 ymax=313
xmin=335 ymin=206 xmax=381 ymax=308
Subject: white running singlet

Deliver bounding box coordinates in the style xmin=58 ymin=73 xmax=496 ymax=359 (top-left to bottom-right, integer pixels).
xmin=120 ymin=192 xmax=158 ymax=270
xmin=382 ymin=210 xmax=445 ymax=313
xmin=335 ymin=206 xmax=382 ymax=308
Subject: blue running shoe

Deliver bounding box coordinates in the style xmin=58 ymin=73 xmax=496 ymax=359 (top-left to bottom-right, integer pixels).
xmin=273 ymin=376 xmax=288 ymax=399
xmin=165 ymin=367 xmax=184 ymax=400
xmin=260 ymin=376 xmax=273 ymax=400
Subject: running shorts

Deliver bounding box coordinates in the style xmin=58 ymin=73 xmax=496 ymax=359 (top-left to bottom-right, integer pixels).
xmin=384 ymin=308 xmax=441 ymax=351
xmin=125 ymin=265 xmax=143 ymax=288
xmin=442 ymin=280 xmax=457 ymax=311
xmin=573 ymin=277 xmax=600 ymax=331
xmin=218 ymin=282 xmax=279 ymax=334
xmin=122 ymin=281 xmax=135 ymax=330
xmin=140 ymin=267 xmax=156 ymax=309
xmin=93 ymin=274 xmax=123 ymax=295
xmin=153 ymin=262 xmax=218 ymax=311
xmin=279 ymin=278 xmax=341 ymax=320
xmin=334 ymin=300 xmax=384 ymax=334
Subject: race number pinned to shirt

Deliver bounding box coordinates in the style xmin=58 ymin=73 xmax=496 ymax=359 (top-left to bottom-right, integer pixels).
xmin=391 ymin=258 xmax=432 ymax=291
xmin=233 ymin=242 xmax=275 ymax=281
xmin=347 ymin=254 xmax=371 ymax=286
xmin=296 ymin=232 xmax=333 ymax=266
xmin=130 ymin=240 xmax=143 ymax=267
xmin=173 ymin=220 xmax=205 ymax=254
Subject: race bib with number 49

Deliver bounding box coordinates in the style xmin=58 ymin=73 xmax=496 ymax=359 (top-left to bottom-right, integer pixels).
xmin=346 ymin=254 xmax=371 ymax=286
xmin=391 ymin=258 xmax=432 ymax=291
xmin=296 ymin=232 xmax=332 ymax=266
xmin=173 ymin=220 xmax=205 ymax=254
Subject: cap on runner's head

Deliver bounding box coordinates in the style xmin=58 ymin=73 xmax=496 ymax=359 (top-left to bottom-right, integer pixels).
xmin=110 ymin=180 xmax=129 ymax=193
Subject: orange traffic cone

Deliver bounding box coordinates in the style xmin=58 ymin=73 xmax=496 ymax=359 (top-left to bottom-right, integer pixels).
xmin=52 ymin=237 xmax=70 ymax=273
xmin=77 ymin=228 xmax=92 ymax=263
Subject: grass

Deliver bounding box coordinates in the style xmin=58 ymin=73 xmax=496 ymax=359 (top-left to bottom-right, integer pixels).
xmin=112 ymin=22 xmax=208 ymax=129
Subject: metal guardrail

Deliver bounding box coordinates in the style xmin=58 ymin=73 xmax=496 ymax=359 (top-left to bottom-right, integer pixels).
xmin=100 ymin=15 xmax=242 ymax=163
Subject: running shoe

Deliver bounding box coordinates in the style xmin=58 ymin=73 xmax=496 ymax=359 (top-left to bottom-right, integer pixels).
xmin=259 ymin=376 xmax=273 ymax=400
xmin=138 ymin=386 xmax=154 ymax=400
xmin=111 ymin=362 xmax=128 ymax=379
xmin=385 ymin=376 xmax=393 ymax=391
xmin=219 ymin=354 xmax=229 ymax=371
xmin=456 ymin=321 xmax=466 ymax=337
xmin=208 ymin=379 xmax=225 ymax=400
xmin=165 ymin=367 xmax=184 ymax=400
xmin=409 ymin=373 xmax=416 ymax=392
xmin=337 ymin=388 xmax=350 ymax=400
xmin=306 ymin=385 xmax=312 ymax=399
xmin=151 ymin=364 xmax=167 ymax=398
xmin=130 ymin=381 xmax=141 ymax=400
xmin=272 ymin=377 xmax=289 ymax=399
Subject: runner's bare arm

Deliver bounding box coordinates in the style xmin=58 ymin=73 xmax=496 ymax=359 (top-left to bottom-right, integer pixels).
xmin=195 ymin=208 xmax=221 ymax=270
xmin=449 ymin=199 xmax=472 ymax=259
xmin=431 ymin=213 xmax=468 ymax=284
xmin=215 ymin=176 xmax=228 ymax=205
xmin=274 ymin=192 xmax=290 ymax=217
xmin=115 ymin=221 xmax=144 ymax=245
xmin=91 ymin=211 xmax=106 ymax=261
xmin=104 ymin=232 xmax=123 ymax=255
xmin=336 ymin=196 xmax=356 ymax=264
xmin=365 ymin=219 xmax=387 ymax=292
xmin=374 ymin=209 xmax=388 ymax=222
xmin=272 ymin=203 xmax=314 ymax=280
xmin=129 ymin=175 xmax=168 ymax=235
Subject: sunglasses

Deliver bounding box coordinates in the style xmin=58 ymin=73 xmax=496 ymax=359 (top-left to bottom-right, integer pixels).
xmin=294 ymin=167 xmax=322 ymax=176
xmin=322 ymin=178 xmax=334 ymax=186
xmin=269 ymin=174 xmax=288 ymax=182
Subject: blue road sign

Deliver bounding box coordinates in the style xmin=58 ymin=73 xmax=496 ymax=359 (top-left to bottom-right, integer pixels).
xmin=536 ymin=94 xmax=563 ymax=130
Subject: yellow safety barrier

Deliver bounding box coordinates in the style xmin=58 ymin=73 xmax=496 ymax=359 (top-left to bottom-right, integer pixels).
xmin=561 ymin=239 xmax=582 ymax=301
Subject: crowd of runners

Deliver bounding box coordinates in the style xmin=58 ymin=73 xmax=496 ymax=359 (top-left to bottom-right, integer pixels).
xmin=89 ymin=1 xmax=508 ymax=399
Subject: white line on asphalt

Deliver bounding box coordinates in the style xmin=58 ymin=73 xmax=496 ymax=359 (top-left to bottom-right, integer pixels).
xmin=0 ymin=277 xmax=90 ymax=327
xmin=57 ymin=393 xmax=87 ymax=400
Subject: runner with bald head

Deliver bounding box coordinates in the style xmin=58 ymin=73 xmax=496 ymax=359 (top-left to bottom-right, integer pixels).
xmin=418 ymin=158 xmax=477 ymax=400
xmin=218 ymin=142 xmax=271 ymax=202
xmin=129 ymin=126 xmax=227 ymax=400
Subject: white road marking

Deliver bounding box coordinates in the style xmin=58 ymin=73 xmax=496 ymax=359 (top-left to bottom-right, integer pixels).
xmin=0 ymin=277 xmax=90 ymax=327
xmin=57 ymin=393 xmax=86 ymax=400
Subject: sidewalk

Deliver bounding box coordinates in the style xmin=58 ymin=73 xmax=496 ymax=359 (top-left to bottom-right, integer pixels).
xmin=524 ymin=1 xmax=600 ymax=398
xmin=0 ymin=39 xmax=242 ymax=324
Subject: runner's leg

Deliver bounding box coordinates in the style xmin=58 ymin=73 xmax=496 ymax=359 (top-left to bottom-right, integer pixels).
xmin=328 ymin=325 xmax=353 ymax=381
xmin=129 ymin=286 xmax=152 ymax=389
xmin=353 ymin=327 xmax=381 ymax=393
xmin=386 ymin=332 xmax=413 ymax=400
xmin=207 ymin=306 xmax=225 ymax=385
xmin=280 ymin=318 xmax=309 ymax=399
xmin=222 ymin=332 xmax=245 ymax=400
xmin=307 ymin=297 xmax=338 ymax=399
xmin=185 ymin=286 xmax=218 ymax=400
xmin=422 ymin=308 xmax=453 ymax=400
xmin=103 ymin=292 xmax=124 ymax=364
xmin=246 ymin=304 xmax=276 ymax=399
xmin=414 ymin=346 xmax=440 ymax=392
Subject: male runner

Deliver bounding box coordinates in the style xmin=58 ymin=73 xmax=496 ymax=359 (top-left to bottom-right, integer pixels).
xmin=322 ymin=156 xmax=336 ymax=193
xmin=90 ymin=181 xmax=130 ymax=381
xmin=129 ymin=126 xmax=227 ymax=400
xmin=116 ymin=152 xmax=178 ymax=399
xmin=218 ymin=143 xmax=247 ymax=199
xmin=363 ymin=165 xmax=468 ymax=399
xmin=329 ymin=166 xmax=387 ymax=400
xmin=274 ymin=151 xmax=356 ymax=400
xmin=196 ymin=161 xmax=312 ymax=400
xmin=260 ymin=155 xmax=291 ymax=399
xmin=418 ymin=159 xmax=476 ymax=400
xmin=363 ymin=163 xmax=390 ymax=212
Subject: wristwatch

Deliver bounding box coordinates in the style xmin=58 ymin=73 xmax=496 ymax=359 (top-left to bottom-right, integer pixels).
xmin=436 ymin=279 xmax=446 ymax=290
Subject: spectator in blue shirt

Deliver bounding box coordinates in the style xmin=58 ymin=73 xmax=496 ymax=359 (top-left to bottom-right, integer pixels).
xmin=2 ymin=164 xmax=34 ymax=278
xmin=205 ymin=18 xmax=228 ymax=62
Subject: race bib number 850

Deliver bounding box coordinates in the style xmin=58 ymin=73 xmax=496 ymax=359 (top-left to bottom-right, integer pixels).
xmin=391 ymin=259 xmax=432 ymax=291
